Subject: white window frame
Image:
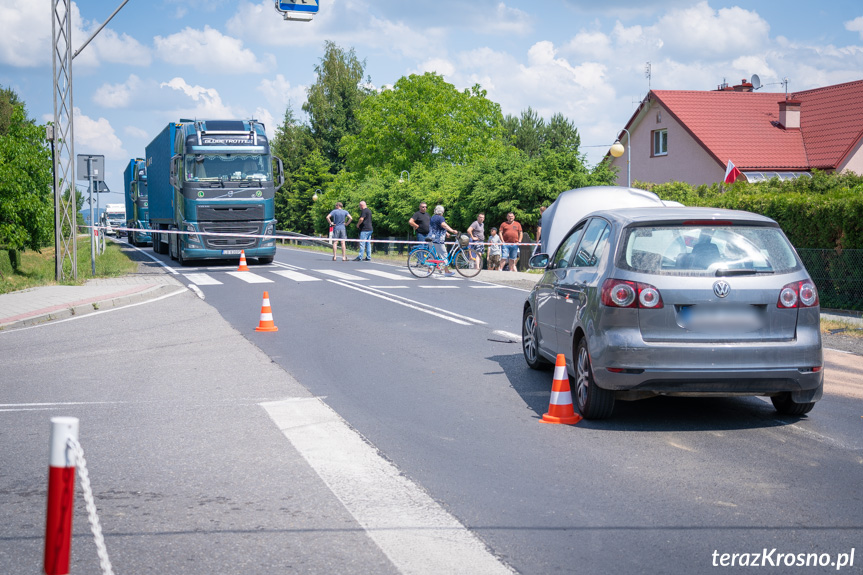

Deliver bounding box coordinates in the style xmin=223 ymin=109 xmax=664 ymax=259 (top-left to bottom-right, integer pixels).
xmin=653 ymin=129 xmax=668 ymax=157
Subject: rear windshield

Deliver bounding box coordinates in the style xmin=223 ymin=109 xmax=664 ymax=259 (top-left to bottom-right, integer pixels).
xmin=617 ymin=224 xmax=800 ymax=276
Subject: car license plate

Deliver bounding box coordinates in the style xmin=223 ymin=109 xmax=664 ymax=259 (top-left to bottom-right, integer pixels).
xmin=678 ymin=305 xmax=764 ymax=333
xmin=222 ymin=250 xmax=242 ymax=255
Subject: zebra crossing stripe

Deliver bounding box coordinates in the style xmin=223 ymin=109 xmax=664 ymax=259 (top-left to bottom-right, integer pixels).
xmin=271 ymin=270 xmax=321 ymax=282
xmin=226 ymin=271 xmax=273 ymax=283
xmin=183 ymin=273 xmax=223 ymax=285
xmin=317 ymin=270 xmax=366 ymax=281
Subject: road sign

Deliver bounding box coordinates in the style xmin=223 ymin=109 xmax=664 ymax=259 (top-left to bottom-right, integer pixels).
xmin=275 ymin=0 xmax=318 ymax=21
xmin=76 ymin=154 xmax=105 ymax=181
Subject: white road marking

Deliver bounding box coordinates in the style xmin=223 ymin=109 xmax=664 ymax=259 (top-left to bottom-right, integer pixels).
xmin=271 ymin=270 xmax=321 ymax=282
xmin=226 ymin=271 xmax=273 ymax=283
xmin=358 ymin=269 xmax=415 ymax=281
xmin=261 ymin=398 xmax=515 ymax=575
xmin=419 ymin=285 xmax=459 ymax=289
xmin=368 ymin=285 xmax=410 ymax=289
xmin=328 ymin=280 xmax=471 ymax=325
xmin=317 ymin=270 xmax=366 ymax=281
xmin=272 ymin=261 xmax=305 ymax=271
xmin=470 ymin=285 xmax=505 ymax=289
xmin=183 ymin=273 xmax=222 ymax=285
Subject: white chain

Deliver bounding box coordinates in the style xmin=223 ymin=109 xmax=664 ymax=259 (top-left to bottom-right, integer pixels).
xmin=67 ymin=438 xmax=115 ymax=575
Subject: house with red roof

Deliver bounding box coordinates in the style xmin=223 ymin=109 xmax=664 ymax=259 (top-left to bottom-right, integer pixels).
xmin=607 ymin=79 xmax=863 ymax=186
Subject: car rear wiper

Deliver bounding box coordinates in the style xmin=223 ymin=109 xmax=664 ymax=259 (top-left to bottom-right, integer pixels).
xmin=715 ymin=268 xmax=774 ymax=276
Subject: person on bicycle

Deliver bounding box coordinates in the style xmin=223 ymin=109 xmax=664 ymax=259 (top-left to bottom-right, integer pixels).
xmin=430 ymin=205 xmax=458 ymax=277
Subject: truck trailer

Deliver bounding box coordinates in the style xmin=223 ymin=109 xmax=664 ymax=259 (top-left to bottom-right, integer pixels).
xmin=145 ymin=119 xmax=282 ymax=264
xmin=123 ymin=158 xmax=151 ymax=246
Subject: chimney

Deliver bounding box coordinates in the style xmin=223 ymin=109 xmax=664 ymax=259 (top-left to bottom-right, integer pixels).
xmin=778 ymin=99 xmax=801 ymax=130
xmin=733 ymin=79 xmax=753 ymax=92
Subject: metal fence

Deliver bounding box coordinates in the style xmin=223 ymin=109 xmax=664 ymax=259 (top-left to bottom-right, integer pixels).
xmin=797 ymin=249 xmax=863 ymax=311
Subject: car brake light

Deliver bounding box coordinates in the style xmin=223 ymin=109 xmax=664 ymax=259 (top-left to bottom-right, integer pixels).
xmin=777 ymin=280 xmax=819 ymax=308
xmin=601 ymin=279 xmax=663 ymax=309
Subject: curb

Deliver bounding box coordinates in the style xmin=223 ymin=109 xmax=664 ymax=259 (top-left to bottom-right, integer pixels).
xmin=0 ymin=284 xmax=185 ymax=331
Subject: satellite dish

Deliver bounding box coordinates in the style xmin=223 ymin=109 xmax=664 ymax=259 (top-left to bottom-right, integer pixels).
xmin=750 ymin=74 xmax=762 ymax=90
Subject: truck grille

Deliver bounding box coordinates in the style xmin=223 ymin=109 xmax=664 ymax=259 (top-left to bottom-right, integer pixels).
xmin=197 ymin=205 xmax=264 ymax=221
xmin=200 ymin=223 xmax=260 ymax=249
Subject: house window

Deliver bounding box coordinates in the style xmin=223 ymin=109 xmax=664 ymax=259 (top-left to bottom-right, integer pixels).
xmin=653 ymin=129 xmax=668 ymax=156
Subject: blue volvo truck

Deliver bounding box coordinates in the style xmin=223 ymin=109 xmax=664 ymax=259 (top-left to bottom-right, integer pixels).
xmin=123 ymin=158 xmax=151 ymax=246
xmin=145 ymin=120 xmax=282 ymax=264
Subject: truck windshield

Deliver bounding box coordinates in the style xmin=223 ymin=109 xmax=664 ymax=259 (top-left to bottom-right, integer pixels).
xmin=185 ymin=154 xmax=272 ymax=183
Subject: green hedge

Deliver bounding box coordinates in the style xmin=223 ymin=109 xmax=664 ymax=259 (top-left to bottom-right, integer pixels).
xmin=640 ymin=171 xmax=863 ymax=250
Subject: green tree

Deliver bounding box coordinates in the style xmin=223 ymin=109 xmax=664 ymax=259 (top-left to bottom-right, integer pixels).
xmin=544 ymin=113 xmax=580 ymax=154
xmin=0 ymin=92 xmax=53 ymax=273
xmin=302 ymin=41 xmax=371 ymax=171
xmin=271 ymin=103 xmax=315 ymax=195
xmin=275 ymin=149 xmax=332 ymax=236
xmin=506 ymin=107 xmax=545 ymax=158
xmin=342 ymin=72 xmax=507 ymax=174
xmin=0 ymin=86 xmax=24 ymax=136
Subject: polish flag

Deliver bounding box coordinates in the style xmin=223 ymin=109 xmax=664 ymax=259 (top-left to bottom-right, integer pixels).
xmin=724 ymin=160 xmax=742 ymax=184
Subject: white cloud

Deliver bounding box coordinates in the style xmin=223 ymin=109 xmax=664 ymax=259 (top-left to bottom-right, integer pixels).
xmin=257 ymin=74 xmax=307 ymax=112
xmin=650 ymin=2 xmax=770 ymax=58
xmin=475 ymin=3 xmax=533 ymax=36
xmin=253 ymin=107 xmax=276 ymax=139
xmin=845 ymin=16 xmax=863 ymax=40
xmin=90 ymin=29 xmax=152 ymax=67
xmin=73 ymin=107 xmax=128 ymax=164
xmin=93 ymin=75 xmax=143 ymax=109
xmin=0 ymin=0 xmax=52 ymax=67
xmin=160 ymin=77 xmax=235 ymax=118
xmin=154 ymin=26 xmax=270 ymax=74
xmin=124 ymin=125 xmax=149 ymax=139
xmin=414 ymin=58 xmax=456 ymax=77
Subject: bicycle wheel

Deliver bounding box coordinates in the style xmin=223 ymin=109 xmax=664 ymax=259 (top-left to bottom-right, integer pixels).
xmin=407 ymin=248 xmax=435 ymax=278
xmin=454 ymin=248 xmax=482 ymax=278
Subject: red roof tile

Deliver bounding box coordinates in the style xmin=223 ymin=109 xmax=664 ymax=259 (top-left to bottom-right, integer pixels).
xmin=646 ymin=79 xmax=863 ymax=171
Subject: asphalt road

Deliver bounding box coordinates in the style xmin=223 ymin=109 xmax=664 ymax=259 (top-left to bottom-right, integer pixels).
xmin=2 ymin=242 xmax=861 ymax=574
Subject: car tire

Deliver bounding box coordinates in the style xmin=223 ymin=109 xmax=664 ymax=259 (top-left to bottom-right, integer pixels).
xmin=770 ymin=393 xmax=815 ymax=416
xmin=575 ymin=339 xmax=615 ymax=419
xmin=522 ymin=307 xmax=550 ymax=370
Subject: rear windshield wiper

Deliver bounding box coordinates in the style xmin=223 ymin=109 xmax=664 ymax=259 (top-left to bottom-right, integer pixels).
xmin=715 ymin=268 xmax=774 ymax=276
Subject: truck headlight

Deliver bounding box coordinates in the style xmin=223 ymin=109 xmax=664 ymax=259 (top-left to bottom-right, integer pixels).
xmin=262 ymin=223 xmax=275 ymax=246
xmin=184 ymin=223 xmax=202 ymax=247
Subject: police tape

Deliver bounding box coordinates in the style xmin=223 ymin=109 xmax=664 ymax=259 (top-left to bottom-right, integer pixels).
xmin=80 ymin=225 xmax=540 ymax=247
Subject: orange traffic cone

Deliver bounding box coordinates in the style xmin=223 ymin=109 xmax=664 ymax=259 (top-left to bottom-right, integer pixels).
xmin=541 ymin=354 xmax=582 ymax=425
xmin=237 ymin=250 xmax=250 ymax=271
xmin=254 ymin=291 xmax=278 ymax=332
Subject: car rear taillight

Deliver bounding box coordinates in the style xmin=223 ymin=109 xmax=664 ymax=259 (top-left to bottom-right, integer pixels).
xmin=601 ymin=279 xmax=664 ymax=309
xmin=777 ymin=280 xmax=819 ymax=308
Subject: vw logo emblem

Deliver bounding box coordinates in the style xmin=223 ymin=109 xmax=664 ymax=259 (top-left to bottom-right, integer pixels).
xmin=713 ymin=280 xmax=730 ymax=298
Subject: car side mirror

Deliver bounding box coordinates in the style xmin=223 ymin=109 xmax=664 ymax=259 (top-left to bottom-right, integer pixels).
xmin=529 ymin=253 xmax=549 ymax=269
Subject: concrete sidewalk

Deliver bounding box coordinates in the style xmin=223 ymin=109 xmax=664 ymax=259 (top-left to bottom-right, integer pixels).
xmin=0 ymin=274 xmax=184 ymax=331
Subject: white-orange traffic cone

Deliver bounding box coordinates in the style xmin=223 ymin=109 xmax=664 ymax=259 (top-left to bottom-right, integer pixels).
xmin=541 ymin=354 xmax=582 ymax=425
xmin=254 ymin=291 xmax=278 ymax=332
xmin=237 ymin=250 xmax=250 ymax=272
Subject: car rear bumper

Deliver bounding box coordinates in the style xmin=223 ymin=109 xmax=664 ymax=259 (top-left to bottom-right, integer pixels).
xmin=589 ymin=329 xmax=823 ymax=396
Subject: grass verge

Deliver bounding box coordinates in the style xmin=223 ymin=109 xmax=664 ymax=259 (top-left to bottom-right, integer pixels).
xmin=0 ymin=236 xmax=138 ymax=295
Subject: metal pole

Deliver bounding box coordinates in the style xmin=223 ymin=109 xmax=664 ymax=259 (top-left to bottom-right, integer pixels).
xmin=620 ymin=128 xmax=631 ymax=188
xmin=88 ymin=159 xmax=95 ymax=275
xmin=72 ymin=0 xmax=131 ymax=60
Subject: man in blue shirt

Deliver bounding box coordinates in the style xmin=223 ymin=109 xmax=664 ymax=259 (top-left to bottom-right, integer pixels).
xmin=326 ymin=202 xmax=353 ymax=261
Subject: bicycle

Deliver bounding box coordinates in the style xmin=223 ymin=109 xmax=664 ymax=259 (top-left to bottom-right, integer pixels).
xmin=407 ymin=233 xmax=483 ymax=278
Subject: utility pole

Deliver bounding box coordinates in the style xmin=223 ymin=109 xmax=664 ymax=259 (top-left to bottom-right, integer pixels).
xmin=51 ymin=0 xmax=130 ymax=281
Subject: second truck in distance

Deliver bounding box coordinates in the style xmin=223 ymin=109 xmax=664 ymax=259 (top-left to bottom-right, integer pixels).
xmin=145 ymin=119 xmax=282 ymax=264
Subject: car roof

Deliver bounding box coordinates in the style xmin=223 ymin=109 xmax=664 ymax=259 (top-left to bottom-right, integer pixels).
xmin=582 ymin=206 xmax=779 ymax=227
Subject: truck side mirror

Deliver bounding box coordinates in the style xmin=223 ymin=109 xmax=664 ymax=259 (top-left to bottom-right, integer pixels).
xmin=274 ymin=157 xmax=285 ymax=191
xmin=169 ymin=154 xmax=181 ymax=189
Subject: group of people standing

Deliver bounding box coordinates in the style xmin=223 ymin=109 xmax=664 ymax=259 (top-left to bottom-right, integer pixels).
xmin=326 ymin=200 xmax=541 ymax=272
xmin=326 ymin=201 xmax=373 ymax=261
xmin=409 ymin=203 xmax=529 ymax=272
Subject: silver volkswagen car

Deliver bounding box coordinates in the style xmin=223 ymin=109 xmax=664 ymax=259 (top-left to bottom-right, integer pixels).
xmin=522 ymin=207 xmax=823 ymax=419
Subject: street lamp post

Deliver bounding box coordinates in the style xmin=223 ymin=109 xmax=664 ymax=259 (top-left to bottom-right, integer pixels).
xmin=399 ymin=170 xmax=410 ymax=184
xmin=312 ymin=188 xmax=321 ymax=201
xmin=609 ymin=128 xmax=631 ymax=188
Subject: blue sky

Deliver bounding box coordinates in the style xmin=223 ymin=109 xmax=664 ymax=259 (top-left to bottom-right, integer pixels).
xmin=1 ymin=0 xmax=861 ymax=205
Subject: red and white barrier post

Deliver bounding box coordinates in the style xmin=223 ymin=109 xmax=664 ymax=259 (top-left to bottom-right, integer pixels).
xmin=44 ymin=417 xmax=79 ymax=575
